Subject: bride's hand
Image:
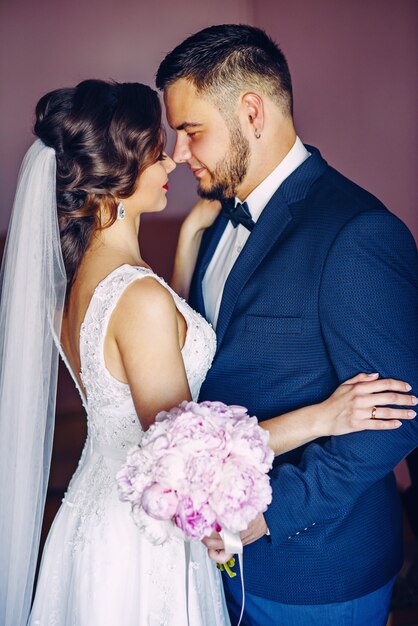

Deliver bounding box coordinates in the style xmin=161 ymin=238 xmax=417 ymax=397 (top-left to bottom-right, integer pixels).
xmin=182 ymin=199 xmax=222 ymax=234
xmin=171 ymin=199 xmax=222 ymax=299
xmin=321 ymin=373 xmax=417 ymax=435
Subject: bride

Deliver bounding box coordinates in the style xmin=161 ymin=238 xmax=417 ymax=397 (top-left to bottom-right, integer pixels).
xmin=0 ymin=79 xmax=413 ymax=626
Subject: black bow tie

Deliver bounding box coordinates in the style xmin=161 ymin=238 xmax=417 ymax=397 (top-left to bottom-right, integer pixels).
xmin=221 ymin=200 xmax=255 ymax=232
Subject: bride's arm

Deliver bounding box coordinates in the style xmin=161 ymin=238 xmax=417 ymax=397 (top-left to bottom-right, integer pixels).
xmin=108 ymin=277 xmax=192 ymax=430
xmin=171 ymin=199 xmax=221 ymax=299
xmin=260 ymin=372 xmax=417 ymax=456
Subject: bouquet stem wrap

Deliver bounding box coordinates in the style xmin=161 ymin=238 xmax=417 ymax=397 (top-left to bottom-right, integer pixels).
xmin=220 ymin=529 xmax=245 ymax=626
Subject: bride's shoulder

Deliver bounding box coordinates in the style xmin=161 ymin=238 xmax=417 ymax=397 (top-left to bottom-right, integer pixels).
xmin=109 ymin=269 xmax=178 ymax=333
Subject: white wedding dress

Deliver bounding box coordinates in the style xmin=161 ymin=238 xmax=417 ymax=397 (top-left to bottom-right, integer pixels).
xmin=29 ymin=265 xmax=230 ymax=626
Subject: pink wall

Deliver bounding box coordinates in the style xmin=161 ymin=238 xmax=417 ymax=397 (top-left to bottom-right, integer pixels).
xmin=254 ymin=0 xmax=418 ymax=239
xmin=0 ymin=0 xmax=252 ymax=232
xmin=0 ymin=0 xmax=416 ymax=239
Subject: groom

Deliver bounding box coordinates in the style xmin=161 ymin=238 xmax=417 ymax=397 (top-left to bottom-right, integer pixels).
xmin=156 ymin=25 xmax=418 ymax=624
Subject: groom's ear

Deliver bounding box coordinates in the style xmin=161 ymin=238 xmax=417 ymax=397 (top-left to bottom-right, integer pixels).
xmin=239 ymin=93 xmax=265 ymax=137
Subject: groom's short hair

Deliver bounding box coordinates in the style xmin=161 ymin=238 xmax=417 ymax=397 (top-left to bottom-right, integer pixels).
xmin=156 ymin=24 xmax=293 ymax=117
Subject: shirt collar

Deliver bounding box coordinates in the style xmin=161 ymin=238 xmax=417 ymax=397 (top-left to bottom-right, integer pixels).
xmin=236 ymin=136 xmax=310 ymax=223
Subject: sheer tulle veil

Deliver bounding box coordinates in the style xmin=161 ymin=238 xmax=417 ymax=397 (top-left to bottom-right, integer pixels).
xmin=0 ymin=140 xmax=67 ymax=625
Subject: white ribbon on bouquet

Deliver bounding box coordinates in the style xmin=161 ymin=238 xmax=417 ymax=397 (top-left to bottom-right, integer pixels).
xmin=220 ymin=529 xmax=245 ymax=626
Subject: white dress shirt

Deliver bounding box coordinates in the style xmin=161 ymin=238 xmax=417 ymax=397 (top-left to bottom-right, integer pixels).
xmin=202 ymin=136 xmax=310 ymax=328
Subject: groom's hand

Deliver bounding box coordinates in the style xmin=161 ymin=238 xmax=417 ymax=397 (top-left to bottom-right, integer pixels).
xmin=202 ymin=531 xmax=233 ymax=564
xmin=203 ymin=514 xmax=269 ymax=563
xmin=240 ymin=514 xmax=268 ymax=546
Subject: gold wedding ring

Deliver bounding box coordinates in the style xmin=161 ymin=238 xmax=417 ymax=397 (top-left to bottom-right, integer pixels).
xmin=371 ymin=406 xmax=377 ymax=419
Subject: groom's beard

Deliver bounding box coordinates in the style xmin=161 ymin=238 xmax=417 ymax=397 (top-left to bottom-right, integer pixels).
xmin=197 ymin=125 xmax=250 ymax=201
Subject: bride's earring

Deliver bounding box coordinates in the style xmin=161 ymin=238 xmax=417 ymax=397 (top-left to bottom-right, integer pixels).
xmin=117 ymin=201 xmax=126 ymax=220
xmin=254 ymin=129 xmax=261 ymax=139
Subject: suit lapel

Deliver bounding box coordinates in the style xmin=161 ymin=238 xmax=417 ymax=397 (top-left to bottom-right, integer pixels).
xmin=215 ymin=188 xmax=292 ymax=349
xmin=215 ymin=145 xmax=328 ymax=350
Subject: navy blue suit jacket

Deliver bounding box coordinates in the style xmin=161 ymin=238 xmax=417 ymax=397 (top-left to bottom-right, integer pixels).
xmin=189 ymin=146 xmax=418 ymax=604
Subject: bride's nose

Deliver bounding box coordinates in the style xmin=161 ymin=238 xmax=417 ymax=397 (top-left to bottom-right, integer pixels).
xmin=163 ymin=154 xmax=176 ymax=173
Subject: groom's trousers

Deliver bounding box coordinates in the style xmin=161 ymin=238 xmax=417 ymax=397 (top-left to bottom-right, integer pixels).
xmin=223 ymin=573 xmax=395 ymax=626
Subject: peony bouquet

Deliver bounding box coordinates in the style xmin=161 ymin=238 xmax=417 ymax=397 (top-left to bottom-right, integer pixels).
xmin=116 ymin=400 xmax=274 ymax=545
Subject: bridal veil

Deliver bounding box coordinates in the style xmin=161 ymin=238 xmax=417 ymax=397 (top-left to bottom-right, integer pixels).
xmin=0 ymin=140 xmax=66 ymax=625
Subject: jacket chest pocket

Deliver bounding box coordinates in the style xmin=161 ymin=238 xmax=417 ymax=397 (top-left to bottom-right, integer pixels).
xmin=245 ymin=315 xmax=303 ymax=335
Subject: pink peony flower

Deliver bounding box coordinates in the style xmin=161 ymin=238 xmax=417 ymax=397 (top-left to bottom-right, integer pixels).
xmin=153 ymin=451 xmax=187 ymax=491
xmin=210 ymin=460 xmax=273 ymax=533
xmin=167 ymin=412 xmax=228 ymax=456
xmin=141 ymin=483 xmax=179 ymax=520
xmin=184 ymin=453 xmax=222 ymax=493
xmin=229 ymin=421 xmax=274 ymax=472
xmin=175 ymin=494 xmax=216 ymax=539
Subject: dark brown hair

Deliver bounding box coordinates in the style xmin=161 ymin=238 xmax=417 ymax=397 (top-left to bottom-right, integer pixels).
xmin=34 ymin=79 xmax=165 ymax=294
xmin=156 ymin=24 xmax=293 ymax=116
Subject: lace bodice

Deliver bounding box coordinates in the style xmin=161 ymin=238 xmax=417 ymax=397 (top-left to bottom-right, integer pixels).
xmin=78 ymin=264 xmax=216 ymax=453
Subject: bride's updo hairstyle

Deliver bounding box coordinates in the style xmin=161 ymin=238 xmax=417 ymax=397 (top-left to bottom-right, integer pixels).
xmin=34 ymin=79 xmax=165 ymax=293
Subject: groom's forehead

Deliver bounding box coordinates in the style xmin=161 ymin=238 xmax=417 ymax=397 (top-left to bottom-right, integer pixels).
xmin=164 ymin=79 xmax=210 ymax=128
